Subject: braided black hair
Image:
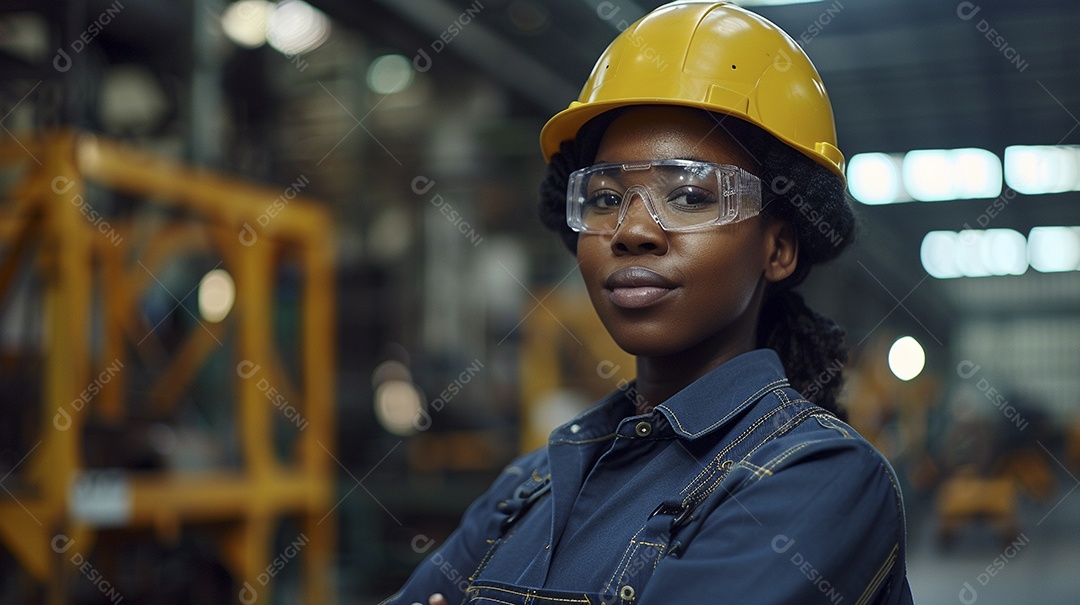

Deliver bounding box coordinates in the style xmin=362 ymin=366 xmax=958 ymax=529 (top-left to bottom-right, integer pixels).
xmin=537 ymin=109 xmax=855 ymax=418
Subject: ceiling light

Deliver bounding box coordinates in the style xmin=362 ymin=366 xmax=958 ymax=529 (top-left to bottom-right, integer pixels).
xmin=888 ymin=336 xmax=925 ymax=381
xmin=198 ymin=269 xmax=236 ymax=323
xmin=366 ymin=54 xmax=414 ymax=95
xmin=1004 ymin=145 xmax=1080 ymax=194
xmin=921 ymin=229 xmax=1028 ymax=279
xmin=920 ymin=230 xmax=962 ymax=279
xmin=903 ymin=148 xmax=1001 ymax=202
xmin=267 ymin=0 xmax=330 ymax=55
xmin=221 ymin=0 xmax=272 ymax=48
xmin=1028 ymin=226 xmax=1080 ymax=273
xmin=848 ymin=153 xmax=905 ymax=205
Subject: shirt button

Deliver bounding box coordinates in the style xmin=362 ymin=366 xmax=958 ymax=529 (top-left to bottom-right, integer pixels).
xmin=634 ymin=421 xmax=652 ymax=437
xmin=619 ymin=584 xmax=636 ymax=601
xmin=570 ymin=423 xmax=581 ymax=434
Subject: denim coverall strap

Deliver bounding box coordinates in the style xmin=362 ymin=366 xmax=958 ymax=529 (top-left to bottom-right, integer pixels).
xmin=464 ymin=376 xmax=824 ymax=604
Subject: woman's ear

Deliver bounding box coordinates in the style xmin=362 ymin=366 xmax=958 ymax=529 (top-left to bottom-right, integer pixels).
xmin=763 ymin=219 xmax=798 ymax=283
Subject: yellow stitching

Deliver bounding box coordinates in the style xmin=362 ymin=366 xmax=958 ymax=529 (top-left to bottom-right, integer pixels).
xmin=681 ymin=398 xmax=802 ymax=498
xmin=692 ymin=407 xmax=818 ymax=505
xmin=605 ymin=525 xmax=646 ymax=589
xmin=681 ymin=397 xmax=790 ymax=494
xmin=813 ymin=414 xmax=853 ymax=439
xmin=468 ymin=585 xmax=592 ymax=603
xmin=854 ymin=543 xmax=898 ymax=605
xmin=739 ymin=460 xmax=773 ymax=479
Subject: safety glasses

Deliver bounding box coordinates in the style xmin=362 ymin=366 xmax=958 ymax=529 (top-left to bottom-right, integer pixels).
xmin=566 ymin=159 xmax=762 ymax=234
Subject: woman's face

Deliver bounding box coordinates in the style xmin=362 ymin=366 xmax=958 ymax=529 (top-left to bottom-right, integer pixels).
xmin=576 ymin=106 xmax=796 ymax=360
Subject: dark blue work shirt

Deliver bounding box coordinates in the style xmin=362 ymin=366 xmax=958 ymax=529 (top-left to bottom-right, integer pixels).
xmin=383 ymin=349 xmax=914 ymax=604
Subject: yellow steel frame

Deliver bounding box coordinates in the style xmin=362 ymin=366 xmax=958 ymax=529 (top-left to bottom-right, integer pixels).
xmin=0 ymin=130 xmax=336 ymax=604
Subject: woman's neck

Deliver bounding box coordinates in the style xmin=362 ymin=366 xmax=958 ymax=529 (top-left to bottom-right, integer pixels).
xmin=632 ymin=331 xmax=756 ymax=415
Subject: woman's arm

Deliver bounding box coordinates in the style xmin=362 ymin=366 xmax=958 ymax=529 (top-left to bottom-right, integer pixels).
xmin=380 ymin=450 xmax=547 ymax=605
xmin=637 ymin=434 xmax=913 ymax=604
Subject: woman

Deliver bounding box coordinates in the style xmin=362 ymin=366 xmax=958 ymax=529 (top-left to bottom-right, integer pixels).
xmin=385 ymin=2 xmax=913 ymax=603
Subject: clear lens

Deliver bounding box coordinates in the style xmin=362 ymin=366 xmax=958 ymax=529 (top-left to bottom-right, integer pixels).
xmin=566 ymin=159 xmax=760 ymax=234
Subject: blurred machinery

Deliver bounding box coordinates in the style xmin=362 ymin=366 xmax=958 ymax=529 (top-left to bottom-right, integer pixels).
xmin=0 ymin=130 xmax=336 ymax=604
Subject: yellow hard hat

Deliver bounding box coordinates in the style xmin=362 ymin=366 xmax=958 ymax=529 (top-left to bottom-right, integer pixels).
xmin=539 ymin=1 xmax=845 ymax=179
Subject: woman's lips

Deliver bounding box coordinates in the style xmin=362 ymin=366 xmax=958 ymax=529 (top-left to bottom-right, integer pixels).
xmin=604 ymin=267 xmax=677 ymax=309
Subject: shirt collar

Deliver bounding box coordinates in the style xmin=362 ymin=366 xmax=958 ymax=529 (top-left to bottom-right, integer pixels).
xmin=551 ymin=349 xmax=789 ymax=443
xmin=655 ymin=348 xmax=789 ymax=439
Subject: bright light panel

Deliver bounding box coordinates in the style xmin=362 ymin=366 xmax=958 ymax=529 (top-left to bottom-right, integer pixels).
xmin=1004 ymin=145 xmax=1080 ymax=194
xmin=198 ymin=269 xmax=236 ymax=323
xmin=1029 ymin=226 xmax=1080 ymax=273
xmin=848 ymin=153 xmax=904 ymax=205
xmin=921 ymin=229 xmax=1028 ymax=279
xmin=903 ymin=148 xmax=1001 ymax=202
xmin=367 ymin=54 xmax=414 ymax=95
xmin=267 ymin=0 xmax=330 ymax=55
xmin=888 ymin=336 xmax=925 ymax=381
xmin=374 ymin=380 xmax=422 ymax=436
xmin=221 ymin=0 xmax=272 ymax=48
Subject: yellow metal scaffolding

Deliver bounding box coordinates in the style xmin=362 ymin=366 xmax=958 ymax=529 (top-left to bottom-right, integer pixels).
xmin=0 ymin=130 xmax=337 ymax=604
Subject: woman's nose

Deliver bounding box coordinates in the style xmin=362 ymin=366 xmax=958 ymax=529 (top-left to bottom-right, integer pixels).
xmin=610 ymin=190 xmax=669 ymax=255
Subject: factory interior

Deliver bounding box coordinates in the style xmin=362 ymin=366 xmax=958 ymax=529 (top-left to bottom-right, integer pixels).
xmin=0 ymin=0 xmax=1078 ymax=603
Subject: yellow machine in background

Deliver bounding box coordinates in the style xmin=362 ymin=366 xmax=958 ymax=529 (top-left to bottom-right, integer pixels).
xmin=0 ymin=131 xmax=336 ymax=604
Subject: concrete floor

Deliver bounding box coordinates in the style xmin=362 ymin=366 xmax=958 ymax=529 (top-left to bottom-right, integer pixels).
xmin=906 ymin=481 xmax=1080 ymax=605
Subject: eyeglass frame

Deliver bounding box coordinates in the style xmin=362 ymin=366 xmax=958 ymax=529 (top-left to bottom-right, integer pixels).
xmin=565 ymin=158 xmax=763 ymax=234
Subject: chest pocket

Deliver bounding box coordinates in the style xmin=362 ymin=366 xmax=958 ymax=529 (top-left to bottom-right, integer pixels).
xmin=469 ymin=396 xmax=826 ymax=605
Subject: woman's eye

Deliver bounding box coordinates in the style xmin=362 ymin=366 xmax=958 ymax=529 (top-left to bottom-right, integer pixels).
xmin=667 ymin=187 xmax=717 ymax=211
xmin=585 ymin=191 xmax=622 ymax=211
